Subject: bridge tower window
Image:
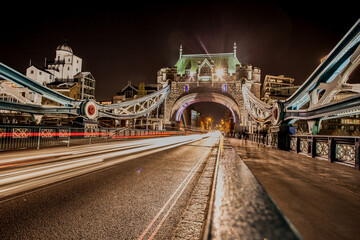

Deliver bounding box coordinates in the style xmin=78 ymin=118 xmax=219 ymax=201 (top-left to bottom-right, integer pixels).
xmin=200 ymin=65 xmax=212 ymax=76
xmin=185 ymin=85 xmax=189 ymax=92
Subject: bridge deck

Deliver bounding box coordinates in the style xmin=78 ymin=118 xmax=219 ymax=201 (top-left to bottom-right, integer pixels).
xmin=227 ymin=138 xmax=360 ymax=240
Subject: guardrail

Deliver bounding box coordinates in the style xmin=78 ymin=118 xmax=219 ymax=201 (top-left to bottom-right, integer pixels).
xmin=241 ymin=133 xmax=360 ymax=170
xmin=0 ymin=125 xmax=190 ymax=152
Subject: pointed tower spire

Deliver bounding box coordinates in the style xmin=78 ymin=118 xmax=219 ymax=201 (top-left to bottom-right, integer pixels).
xmin=179 ymin=44 xmax=183 ymax=59
xmin=233 ymin=41 xmax=237 ymax=57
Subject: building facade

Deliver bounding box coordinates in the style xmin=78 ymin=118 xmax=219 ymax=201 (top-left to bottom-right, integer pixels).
xmin=158 ymin=43 xmax=261 ymax=131
xmin=261 ymin=74 xmax=298 ymax=104
xmin=26 ymin=43 xmax=95 ymax=102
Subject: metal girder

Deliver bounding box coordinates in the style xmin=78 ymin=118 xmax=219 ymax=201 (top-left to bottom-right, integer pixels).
xmin=0 ymin=62 xmax=80 ymax=107
xmin=242 ymin=82 xmax=273 ymax=123
xmin=0 ymin=62 xmax=170 ymax=120
xmin=97 ymin=86 xmax=170 ymax=119
xmin=242 ymin=19 xmax=360 ymax=126
xmin=0 ymin=100 xmax=79 ymax=115
xmin=284 ymin=93 xmax=360 ymax=121
xmin=284 ymin=19 xmax=360 ymax=111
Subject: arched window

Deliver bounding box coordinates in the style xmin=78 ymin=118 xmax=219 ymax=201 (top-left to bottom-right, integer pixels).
xmin=200 ymin=65 xmax=212 ymax=76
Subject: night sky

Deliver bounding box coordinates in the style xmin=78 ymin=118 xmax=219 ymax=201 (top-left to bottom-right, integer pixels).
xmin=1 ymin=1 xmax=358 ymax=104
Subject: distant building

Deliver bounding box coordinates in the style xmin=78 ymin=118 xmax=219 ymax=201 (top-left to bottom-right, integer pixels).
xmin=104 ymin=81 xmax=161 ymax=129
xmin=179 ymin=107 xmax=204 ymax=131
xmin=26 ymin=43 xmax=96 ymax=102
xmin=0 ymin=43 xmax=96 ymax=126
xmin=42 ymin=82 xmax=80 ymax=105
xmin=261 ymin=74 xmax=298 ymax=104
xmin=74 ymin=72 xmax=96 ymax=100
xmin=114 ymin=81 xmax=158 ymax=101
xmin=27 ymin=43 xmax=82 ymax=84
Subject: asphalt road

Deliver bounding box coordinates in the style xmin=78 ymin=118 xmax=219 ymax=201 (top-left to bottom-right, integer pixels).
xmin=0 ymin=133 xmax=219 ymax=240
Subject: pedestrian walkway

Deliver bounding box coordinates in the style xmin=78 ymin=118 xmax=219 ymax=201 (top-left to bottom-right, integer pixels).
xmin=207 ymin=138 xmax=301 ymax=240
xmin=227 ymin=138 xmax=360 ymax=240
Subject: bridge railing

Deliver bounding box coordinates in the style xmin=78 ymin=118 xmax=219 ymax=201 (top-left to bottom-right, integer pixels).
xmin=241 ymin=133 xmax=360 ymax=170
xmin=0 ymin=125 xmax=188 ymax=152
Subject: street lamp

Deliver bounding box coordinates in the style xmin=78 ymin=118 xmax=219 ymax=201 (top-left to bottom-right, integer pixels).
xmin=207 ymin=117 xmax=213 ymax=130
xmin=216 ymin=68 xmax=224 ymax=79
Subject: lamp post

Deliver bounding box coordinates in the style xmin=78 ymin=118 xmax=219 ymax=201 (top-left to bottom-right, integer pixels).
xmin=207 ymin=117 xmax=213 ymax=130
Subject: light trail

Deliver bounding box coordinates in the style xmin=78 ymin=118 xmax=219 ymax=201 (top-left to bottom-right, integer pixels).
xmin=0 ymin=131 xmax=184 ymax=138
xmin=138 ymin=131 xmax=220 ymax=240
xmin=0 ymin=134 xmax=210 ymax=199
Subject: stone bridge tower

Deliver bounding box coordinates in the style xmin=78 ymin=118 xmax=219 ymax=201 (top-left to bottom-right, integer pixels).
xmin=157 ymin=43 xmax=261 ymax=131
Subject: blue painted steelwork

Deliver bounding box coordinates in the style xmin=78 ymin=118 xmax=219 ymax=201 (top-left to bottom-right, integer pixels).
xmin=284 ymin=19 xmax=360 ymax=110
xmin=0 ymin=100 xmax=79 ymax=115
xmin=1 ymin=20 xmax=359 ymax=125
xmin=242 ymin=19 xmax=360 ymax=125
xmin=284 ymin=93 xmax=360 ymax=121
xmin=0 ymin=63 xmax=80 ymax=107
xmin=98 ymin=85 xmax=171 ymax=119
xmin=0 ymin=62 xmax=171 ymax=120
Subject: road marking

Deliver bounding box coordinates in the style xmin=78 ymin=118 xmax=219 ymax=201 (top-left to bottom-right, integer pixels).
xmin=137 ymin=139 xmax=214 ymax=240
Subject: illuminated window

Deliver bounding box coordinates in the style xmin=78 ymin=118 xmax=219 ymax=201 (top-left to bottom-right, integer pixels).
xmin=185 ymin=85 xmax=189 ymax=92
xmin=222 ymin=84 xmax=227 ymax=92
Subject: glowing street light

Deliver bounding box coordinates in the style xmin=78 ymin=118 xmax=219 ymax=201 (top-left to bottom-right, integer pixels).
xmin=216 ymin=68 xmax=224 ymax=78
xmin=207 ymin=117 xmax=213 ymax=130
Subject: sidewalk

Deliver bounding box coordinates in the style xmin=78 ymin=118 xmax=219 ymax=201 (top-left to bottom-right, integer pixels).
xmin=226 ymin=138 xmax=360 ymax=240
xmin=207 ymin=139 xmax=301 ymax=240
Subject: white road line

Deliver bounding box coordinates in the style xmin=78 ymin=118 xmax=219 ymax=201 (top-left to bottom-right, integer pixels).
xmin=137 ymin=141 xmax=213 ymax=240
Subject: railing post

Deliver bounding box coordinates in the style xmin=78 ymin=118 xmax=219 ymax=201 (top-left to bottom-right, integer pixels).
xmin=37 ymin=127 xmax=41 ymax=150
xmin=67 ymin=128 xmax=71 ymax=147
xmin=311 ymin=136 xmax=316 ymax=158
xmin=307 ymin=137 xmax=311 ymax=156
xmin=328 ymin=137 xmax=336 ymax=163
xmin=296 ymin=136 xmax=300 ymax=153
xmin=89 ymin=129 xmax=92 ymax=145
xmin=355 ymin=138 xmax=360 ymax=170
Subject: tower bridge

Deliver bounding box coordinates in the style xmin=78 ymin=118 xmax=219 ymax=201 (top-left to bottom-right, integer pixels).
xmin=0 ymin=19 xmax=359 ymax=159
xmin=158 ymin=42 xmax=261 ymax=131
xmin=0 ymin=18 xmax=360 ymax=240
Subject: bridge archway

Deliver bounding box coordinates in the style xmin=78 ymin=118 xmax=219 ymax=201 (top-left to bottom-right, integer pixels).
xmin=170 ymin=92 xmax=242 ymax=124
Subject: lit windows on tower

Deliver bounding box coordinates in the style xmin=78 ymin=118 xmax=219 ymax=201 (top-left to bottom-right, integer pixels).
xmin=216 ymin=68 xmax=224 ymax=79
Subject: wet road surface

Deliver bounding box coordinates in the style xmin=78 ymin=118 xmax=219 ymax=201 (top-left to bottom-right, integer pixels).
xmin=227 ymin=138 xmax=360 ymax=240
xmin=0 ymin=133 xmax=219 ymax=239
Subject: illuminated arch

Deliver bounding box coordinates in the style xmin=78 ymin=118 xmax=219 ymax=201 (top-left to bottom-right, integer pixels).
xmin=171 ymin=92 xmax=241 ymax=123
